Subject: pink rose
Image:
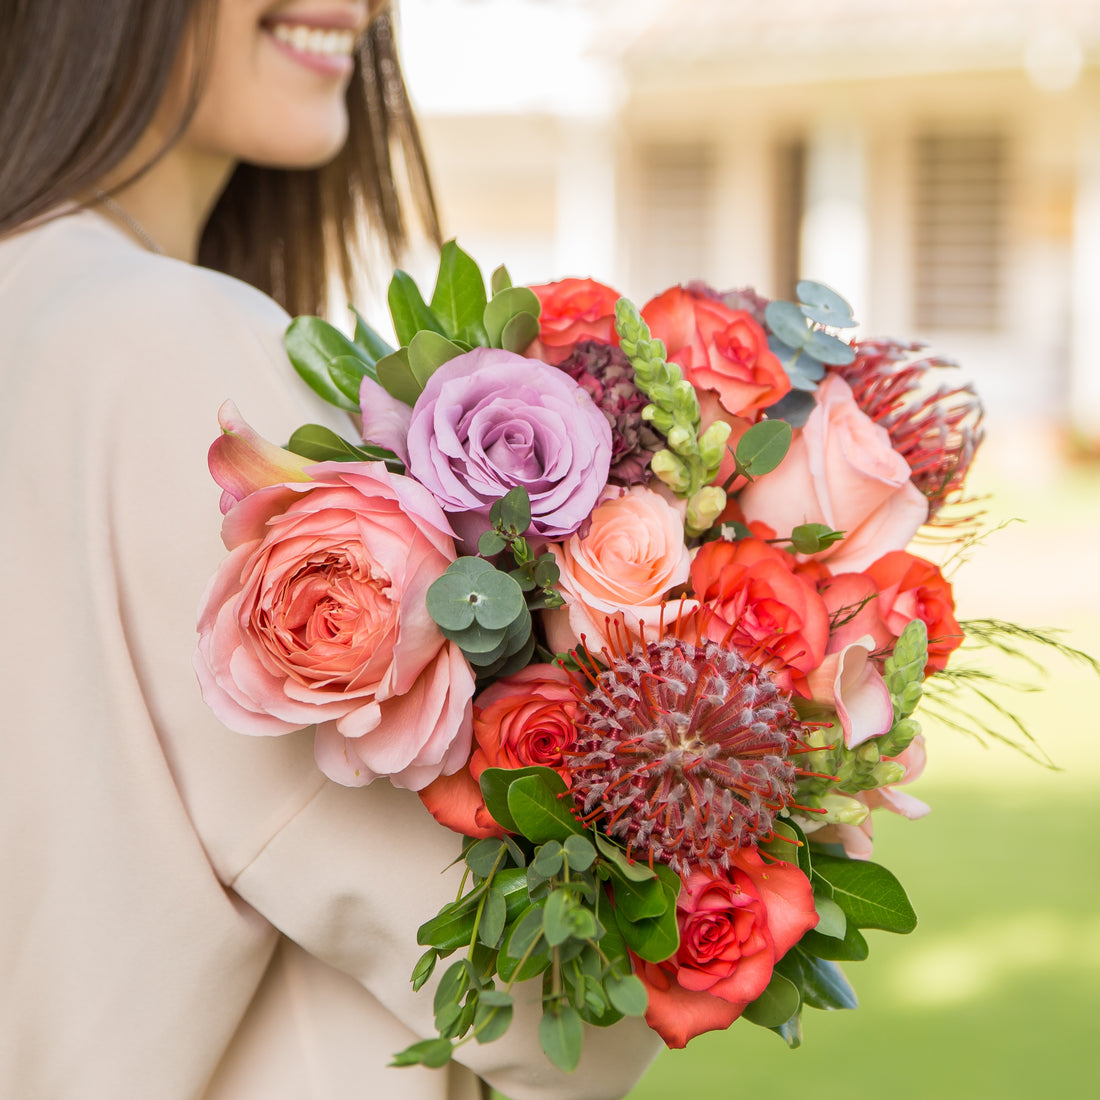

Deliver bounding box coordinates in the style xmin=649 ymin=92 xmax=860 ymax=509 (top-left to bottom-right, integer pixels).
xmin=195 ymin=462 xmax=475 ymax=790
xmin=634 ymin=849 xmax=818 ymax=1048
xmin=418 ymin=665 xmax=576 ymax=837
xmin=544 ymin=486 xmax=692 ymax=653
xmin=739 ymin=375 xmax=929 ymax=573
xmin=805 ymin=637 xmax=894 ymax=748
xmin=642 ymin=286 xmax=790 ymax=419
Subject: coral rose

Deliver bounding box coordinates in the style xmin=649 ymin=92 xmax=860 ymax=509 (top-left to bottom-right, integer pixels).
xmin=545 ymin=486 xmax=692 ymax=653
xmin=418 ymin=665 xmax=576 ymax=837
xmin=525 ymin=277 xmax=622 ymax=364
xmin=634 ymin=849 xmax=818 ymax=1048
xmin=865 ymin=551 xmax=962 ymax=672
xmin=690 ymin=537 xmax=829 ymax=694
xmin=194 ymin=462 xmax=475 ymax=790
xmin=642 ymin=286 xmax=790 ymax=419
xmin=739 ymin=374 xmax=929 ymax=573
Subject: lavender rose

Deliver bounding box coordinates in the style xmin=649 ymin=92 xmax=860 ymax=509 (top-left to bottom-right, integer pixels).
xmin=402 ymin=347 xmax=612 ymax=543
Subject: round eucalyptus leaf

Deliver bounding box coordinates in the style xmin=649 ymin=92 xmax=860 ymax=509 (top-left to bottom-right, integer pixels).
xmin=796 ymin=280 xmax=857 ymax=328
xmin=805 ymin=328 xmax=856 ymax=366
xmin=468 ymin=568 xmax=527 ymax=630
xmin=765 ymin=300 xmax=811 ymax=348
xmin=764 ymin=389 xmax=817 ymax=427
xmin=425 ymin=572 xmax=479 ymax=631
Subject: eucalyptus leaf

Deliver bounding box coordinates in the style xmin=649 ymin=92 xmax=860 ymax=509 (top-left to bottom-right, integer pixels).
xmin=805 ymin=327 xmax=857 ymax=366
xmin=496 ymin=487 xmax=532 ymax=534
xmin=433 ymin=960 xmax=470 ymax=1015
xmin=479 ymin=888 xmax=508 ymax=948
xmin=812 ymin=855 xmax=918 ymax=934
xmin=410 ymin=949 xmax=437 ymax=992
xmin=474 ymin=999 xmax=514 ymax=1044
xmin=562 ymin=834 xmax=596 ymax=873
xmin=542 ymin=889 xmax=576 ymax=947
xmin=796 ymin=280 xmax=857 ymax=328
xmin=465 ymin=837 xmax=506 ymax=878
xmin=540 ymin=1005 xmax=583 ymax=1073
xmin=763 ymin=389 xmax=817 ymax=427
xmin=388 ymin=269 xmax=447 ymax=346
xmin=390 ymin=1037 xmax=454 ymax=1068
xmin=532 ymin=841 xmax=565 ymax=877
xmin=604 ymin=972 xmax=648 ymax=1017
xmin=765 ymin=300 xmax=812 ymax=348
xmin=478 ymin=530 xmax=508 ymax=557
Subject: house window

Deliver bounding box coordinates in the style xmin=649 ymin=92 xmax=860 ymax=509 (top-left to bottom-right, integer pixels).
xmin=913 ymin=132 xmax=1007 ymax=331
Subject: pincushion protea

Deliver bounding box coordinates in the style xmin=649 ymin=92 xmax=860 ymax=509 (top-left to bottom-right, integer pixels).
xmin=830 ymin=340 xmax=984 ymax=519
xmin=564 ymin=634 xmax=810 ymax=873
xmin=556 ymin=338 xmax=662 ymax=486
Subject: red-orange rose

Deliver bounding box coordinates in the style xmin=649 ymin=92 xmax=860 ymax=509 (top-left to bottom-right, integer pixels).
xmin=690 ymin=537 xmax=830 ymax=694
xmin=865 ymin=551 xmax=962 ymax=672
xmin=418 ymin=664 xmax=576 ymax=837
xmin=642 ymin=286 xmax=790 ymax=419
xmin=634 ymin=849 xmax=818 ymax=1048
xmin=526 ymin=278 xmax=622 ymax=364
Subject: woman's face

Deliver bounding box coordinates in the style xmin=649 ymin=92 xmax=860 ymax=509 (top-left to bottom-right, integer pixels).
xmin=182 ymin=0 xmax=375 ymax=168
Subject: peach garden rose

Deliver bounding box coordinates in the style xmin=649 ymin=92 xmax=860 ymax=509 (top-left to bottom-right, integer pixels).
xmin=195 ymin=462 xmax=475 ymax=791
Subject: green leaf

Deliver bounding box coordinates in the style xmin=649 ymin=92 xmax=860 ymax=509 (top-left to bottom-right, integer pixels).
xmin=417 ymin=867 xmax=529 ymax=953
xmin=611 ymin=887 xmax=680 ymax=963
xmin=430 ymin=240 xmax=489 ymax=344
xmin=390 ymin=1037 xmax=454 ymax=1068
xmin=540 ymin=1005 xmax=584 ymax=1073
xmin=762 ymin=819 xmax=812 ymax=878
xmin=474 ymin=999 xmax=514 ymax=1044
xmin=796 ymin=280 xmax=858 ymax=328
xmin=491 ymin=265 xmax=513 ymax=295
xmin=478 ymin=530 xmax=508 ymax=557
xmin=794 ymin=949 xmax=859 ymax=1010
xmin=388 ymin=269 xmax=447 ymax=346
xmin=327 ymin=354 xmax=373 ymax=404
xmin=741 ymin=969 xmax=801 ymax=1028
xmin=812 ymin=855 xmax=918 ymax=934
xmin=479 ymin=766 xmax=567 ymax=834
xmin=407 ymin=329 xmax=466 ymax=388
xmin=813 ymin=895 xmax=848 ymax=940
xmin=484 ymin=286 xmax=541 ymax=348
xmin=604 ymin=972 xmax=648 ymax=1017
xmin=769 ymin=1010 xmax=803 ymax=1049
xmin=465 ymin=837 xmax=506 ymax=878
xmin=593 ymin=831 xmax=656 ymax=883
xmin=410 ymin=948 xmax=437 ymax=992
xmin=563 ymin=835 xmax=596 ymax=873
xmin=805 ymin=327 xmax=856 ymax=366
xmin=789 ymin=522 xmax=847 ymax=554
xmin=286 ymin=424 xmax=392 ymax=465
xmin=479 ymin=887 xmax=508 ymax=948
xmin=506 ymin=774 xmax=583 ymax=844
xmin=543 ymin=889 xmax=576 ymax=947
xmin=501 ymin=310 xmax=540 ymax=354
xmin=425 ymin=572 xmax=478 ymax=631
xmin=533 ymin=841 xmax=565 ymax=877
xmin=495 ymin=487 xmax=532 ymax=535
xmin=349 ymin=305 xmax=395 ymax=362
xmin=735 ymin=418 xmax=792 ymax=478
xmin=800 ymin=923 xmax=869 ymax=962
xmin=433 ymin=960 xmax=470 ymax=1015
xmin=284 ymin=316 xmax=365 ymax=412
xmin=375 ymin=347 xmax=423 ymax=405
xmin=607 ymin=867 xmax=669 ymax=922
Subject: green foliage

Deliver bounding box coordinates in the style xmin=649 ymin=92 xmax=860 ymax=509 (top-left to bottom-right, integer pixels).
xmin=788 ymin=522 xmax=846 ymax=554
xmin=762 ymin=281 xmax=857 ymax=391
xmin=731 ymin=419 xmax=792 ymax=482
xmin=284 ymin=315 xmax=377 ymax=413
xmin=394 ymin=765 xmax=677 ymax=1073
xmin=285 ymin=424 xmax=399 ymax=468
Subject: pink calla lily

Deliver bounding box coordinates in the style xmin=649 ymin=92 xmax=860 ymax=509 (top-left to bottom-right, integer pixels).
xmin=208 ymin=400 xmax=314 ymax=513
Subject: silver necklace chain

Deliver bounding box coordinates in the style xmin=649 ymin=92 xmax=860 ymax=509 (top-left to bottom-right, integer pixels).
xmin=93 ymin=190 xmax=165 ymax=256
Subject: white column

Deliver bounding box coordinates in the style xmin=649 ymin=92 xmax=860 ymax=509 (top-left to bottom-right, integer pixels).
xmin=1070 ymin=109 xmax=1100 ymax=443
xmin=800 ymin=121 xmax=870 ymax=324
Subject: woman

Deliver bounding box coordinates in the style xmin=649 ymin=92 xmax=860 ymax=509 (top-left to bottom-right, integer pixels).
xmin=0 ymin=2 xmax=661 ymax=1096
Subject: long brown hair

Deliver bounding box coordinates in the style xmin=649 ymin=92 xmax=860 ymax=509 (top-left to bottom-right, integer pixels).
xmin=0 ymin=0 xmax=439 ymax=317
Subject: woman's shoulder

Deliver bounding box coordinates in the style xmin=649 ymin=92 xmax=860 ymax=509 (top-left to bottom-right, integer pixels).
xmin=1 ymin=209 xmax=290 ymax=360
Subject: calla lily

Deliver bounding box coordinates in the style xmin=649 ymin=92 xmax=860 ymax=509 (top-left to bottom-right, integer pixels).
xmin=208 ymin=400 xmax=313 ymax=513
xmin=807 ymin=635 xmax=894 ymax=748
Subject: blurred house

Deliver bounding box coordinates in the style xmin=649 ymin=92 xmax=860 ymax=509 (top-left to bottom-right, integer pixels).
xmin=399 ymin=0 xmax=1100 ymax=441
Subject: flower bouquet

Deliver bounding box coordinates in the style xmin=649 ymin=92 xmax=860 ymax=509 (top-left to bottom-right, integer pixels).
xmin=195 ymin=242 xmax=1079 ymax=1073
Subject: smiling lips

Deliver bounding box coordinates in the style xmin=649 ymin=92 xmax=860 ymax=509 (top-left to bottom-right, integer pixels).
xmin=269 ymin=22 xmax=357 ymax=58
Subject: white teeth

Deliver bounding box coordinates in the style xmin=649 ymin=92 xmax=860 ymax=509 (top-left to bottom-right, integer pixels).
xmin=270 ymin=23 xmax=356 ymax=58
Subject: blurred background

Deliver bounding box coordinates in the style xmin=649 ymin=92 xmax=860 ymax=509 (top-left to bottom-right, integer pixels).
xmin=394 ymin=1 xmax=1100 ymax=1095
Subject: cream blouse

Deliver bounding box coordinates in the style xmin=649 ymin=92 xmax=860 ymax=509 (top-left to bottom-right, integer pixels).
xmin=0 ymin=212 xmax=661 ymax=1099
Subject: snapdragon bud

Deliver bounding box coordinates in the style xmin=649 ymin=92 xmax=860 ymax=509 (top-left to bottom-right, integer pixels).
xmin=650 ymin=449 xmax=691 ymax=495
xmin=685 ymin=486 xmax=727 ymax=536
xmin=698 ymin=419 xmax=733 ymax=472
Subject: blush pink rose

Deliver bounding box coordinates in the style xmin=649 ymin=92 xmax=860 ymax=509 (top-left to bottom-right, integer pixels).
xmin=634 ymin=849 xmax=818 ymax=1048
xmin=642 ymin=286 xmax=790 ymax=419
xmin=418 ymin=665 xmax=577 ymax=837
xmin=195 ymin=462 xmax=475 ymax=790
xmin=544 ymin=486 xmax=692 ymax=653
xmin=739 ymin=374 xmax=929 ymax=573
xmin=525 ymin=278 xmax=623 ymax=365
